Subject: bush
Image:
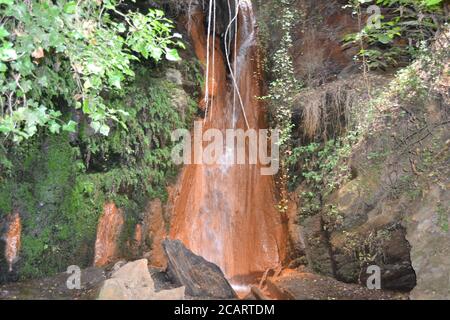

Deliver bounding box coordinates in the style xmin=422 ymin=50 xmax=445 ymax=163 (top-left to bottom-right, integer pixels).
xmin=0 ymin=0 xmax=183 ymax=144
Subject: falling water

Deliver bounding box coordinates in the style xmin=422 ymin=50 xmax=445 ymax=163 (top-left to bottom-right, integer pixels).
xmin=170 ymin=0 xmax=286 ymax=292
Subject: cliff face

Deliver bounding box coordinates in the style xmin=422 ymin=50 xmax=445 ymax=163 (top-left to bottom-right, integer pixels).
xmin=0 ymin=0 xmax=448 ymax=300
xmin=256 ymin=0 xmax=449 ymax=298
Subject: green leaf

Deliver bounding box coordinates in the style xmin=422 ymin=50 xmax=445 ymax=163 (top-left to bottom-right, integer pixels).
xmin=424 ymin=0 xmax=442 ymax=7
xmin=99 ymin=124 xmax=110 ymax=136
xmin=150 ymin=47 xmax=163 ymax=61
xmin=0 ymin=123 xmax=13 ymax=133
xmin=165 ymin=48 xmax=180 ymax=61
xmin=377 ymin=34 xmax=392 ymax=44
xmin=86 ymin=63 xmax=103 ymax=75
xmin=0 ymin=0 xmax=13 ymax=5
xmin=0 ymin=27 xmax=9 ymax=38
xmin=50 ymin=110 xmax=62 ymax=118
xmin=83 ymin=79 xmax=92 ymax=90
xmin=49 ymin=122 xmax=61 ymax=134
xmin=90 ymin=121 xmax=101 ymax=132
xmin=108 ymin=73 xmax=122 ymax=89
xmin=82 ymin=100 xmax=92 ymax=114
xmin=0 ymin=48 xmax=17 ymax=61
xmin=62 ymin=120 xmax=77 ymax=133
xmin=117 ymin=23 xmax=126 ymax=33
xmin=63 ymin=1 xmax=77 ymax=14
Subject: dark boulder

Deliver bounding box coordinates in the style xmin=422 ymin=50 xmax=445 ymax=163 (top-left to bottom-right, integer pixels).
xmin=334 ymin=228 xmax=416 ymax=291
xmin=162 ymin=239 xmax=236 ymax=299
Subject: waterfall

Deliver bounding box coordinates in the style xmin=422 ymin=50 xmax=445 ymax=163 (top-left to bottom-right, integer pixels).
xmin=170 ymin=0 xmax=287 ymax=293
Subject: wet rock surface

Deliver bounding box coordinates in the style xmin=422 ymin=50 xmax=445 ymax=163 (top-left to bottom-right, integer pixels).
xmin=142 ymin=199 xmax=168 ymax=268
xmin=94 ymin=203 xmax=124 ymax=267
xmin=263 ymin=268 xmax=407 ymax=300
xmin=163 ymin=239 xmax=237 ymax=299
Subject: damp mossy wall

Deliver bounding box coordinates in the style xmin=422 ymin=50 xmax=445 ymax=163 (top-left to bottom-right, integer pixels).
xmin=0 ymin=66 xmax=197 ymax=281
xmin=0 ymin=134 xmax=94 ymax=279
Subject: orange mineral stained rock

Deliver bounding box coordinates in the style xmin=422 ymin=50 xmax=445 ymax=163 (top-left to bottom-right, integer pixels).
xmin=94 ymin=202 xmax=124 ymax=267
xmin=144 ymin=199 xmax=168 ymax=268
xmin=170 ymin=2 xmax=287 ymax=287
xmin=134 ymin=223 xmax=143 ymax=247
xmin=5 ymin=212 xmax=21 ymax=272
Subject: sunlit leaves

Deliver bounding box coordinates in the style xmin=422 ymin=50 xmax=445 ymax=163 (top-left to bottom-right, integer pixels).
xmin=0 ymin=27 xmax=9 ymax=38
xmin=0 ymin=1 xmax=184 ymax=143
xmin=49 ymin=121 xmax=61 ymax=134
xmin=0 ymin=0 xmax=14 ymax=5
xmin=0 ymin=47 xmax=17 ymax=61
xmin=126 ymin=9 xmax=183 ymax=62
xmin=165 ymin=48 xmax=181 ymax=61
xmin=62 ymin=120 xmax=77 ymax=133
xmin=63 ymin=1 xmax=77 ymax=14
xmin=344 ymin=0 xmax=445 ymax=69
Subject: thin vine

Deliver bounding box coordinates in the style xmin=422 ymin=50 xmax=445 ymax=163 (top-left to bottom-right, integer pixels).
xmin=264 ymin=0 xmax=301 ymax=214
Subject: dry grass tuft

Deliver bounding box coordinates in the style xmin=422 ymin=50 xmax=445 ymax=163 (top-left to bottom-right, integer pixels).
xmin=294 ymin=79 xmax=359 ymax=140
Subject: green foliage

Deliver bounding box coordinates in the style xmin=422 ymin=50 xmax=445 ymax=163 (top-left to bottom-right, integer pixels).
xmin=80 ymin=70 xmax=196 ymax=201
xmin=0 ymin=65 xmax=195 ymax=280
xmin=262 ymin=0 xmax=302 ymax=213
xmin=1 ymin=134 xmax=94 ymax=278
xmin=297 ymin=191 xmax=321 ymax=222
xmin=265 ymin=1 xmax=300 ymax=150
xmin=322 ymin=204 xmax=344 ymax=232
xmin=0 ymin=0 xmax=183 ymax=143
xmin=0 ymin=183 xmax=12 ymax=217
xmin=342 ymin=228 xmax=392 ymax=265
xmin=390 ymin=63 xmax=427 ymax=100
xmin=288 ymin=131 xmax=359 ymax=195
xmin=288 ymin=129 xmax=361 ymax=225
xmin=344 ymin=0 xmax=446 ymax=69
xmin=125 ymin=9 xmax=185 ymax=62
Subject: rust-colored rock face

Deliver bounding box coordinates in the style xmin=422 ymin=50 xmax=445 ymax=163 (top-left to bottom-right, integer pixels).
xmin=145 ymin=199 xmax=168 ymax=268
xmin=4 ymin=212 xmax=21 ymax=272
xmin=170 ymin=2 xmax=286 ymax=286
xmin=289 ymin=1 xmax=360 ymax=83
xmin=94 ymin=203 xmax=124 ymax=267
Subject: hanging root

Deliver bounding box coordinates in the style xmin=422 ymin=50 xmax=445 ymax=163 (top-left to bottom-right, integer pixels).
xmin=209 ymin=0 xmax=217 ymax=121
xmin=224 ymin=0 xmax=250 ymax=129
xmin=204 ymin=0 xmax=213 ymax=120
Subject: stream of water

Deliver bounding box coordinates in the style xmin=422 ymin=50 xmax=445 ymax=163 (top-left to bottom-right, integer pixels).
xmin=170 ymin=0 xmax=286 ymax=294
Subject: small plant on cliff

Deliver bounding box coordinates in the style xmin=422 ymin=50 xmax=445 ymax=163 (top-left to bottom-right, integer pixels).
xmin=344 ymin=0 xmax=446 ymax=70
xmin=264 ymin=0 xmax=301 ymax=214
xmin=288 ymin=131 xmax=359 ymax=196
xmin=341 ymin=229 xmax=392 ymax=266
